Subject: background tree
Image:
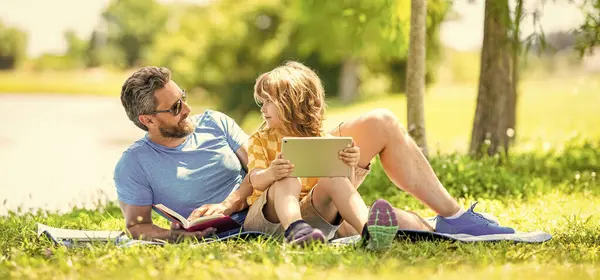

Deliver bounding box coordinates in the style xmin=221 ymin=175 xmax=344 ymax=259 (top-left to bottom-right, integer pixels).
xmin=118 ymin=0 xmax=448 ymax=124
xmin=470 ymin=0 xmax=512 ymax=156
xmin=576 ymin=0 xmax=600 ymax=55
xmin=506 ymin=0 xmax=524 ymax=144
xmin=147 ymin=0 xmax=290 ymax=121
xmin=0 ymin=20 xmax=27 ymax=70
xmin=63 ymin=30 xmax=89 ymax=69
xmin=290 ymin=0 xmax=411 ymax=104
xmin=102 ymin=0 xmax=168 ymax=68
xmin=406 ymin=0 xmax=429 ymax=156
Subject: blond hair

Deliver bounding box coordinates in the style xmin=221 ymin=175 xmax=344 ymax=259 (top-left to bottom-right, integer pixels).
xmin=253 ymin=61 xmax=326 ymax=137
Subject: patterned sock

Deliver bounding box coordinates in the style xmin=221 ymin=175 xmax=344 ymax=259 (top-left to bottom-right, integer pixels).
xmin=284 ymin=220 xmax=309 ymax=238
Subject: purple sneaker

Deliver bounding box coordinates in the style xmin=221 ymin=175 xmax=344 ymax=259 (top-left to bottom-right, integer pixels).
xmin=435 ymin=202 xmax=515 ymax=236
xmin=285 ymin=222 xmax=326 ymax=247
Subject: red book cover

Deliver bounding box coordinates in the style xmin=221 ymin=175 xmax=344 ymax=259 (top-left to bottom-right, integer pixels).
xmin=152 ymin=204 xmax=241 ymax=233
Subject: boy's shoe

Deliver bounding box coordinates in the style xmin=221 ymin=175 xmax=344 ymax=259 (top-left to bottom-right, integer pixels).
xmin=363 ymin=199 xmax=399 ymax=251
xmin=285 ymin=221 xmax=326 ymax=247
xmin=435 ymin=202 xmax=515 ymax=236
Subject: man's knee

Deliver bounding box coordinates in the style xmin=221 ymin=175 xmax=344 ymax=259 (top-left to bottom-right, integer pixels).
xmin=368 ymin=108 xmax=396 ymax=122
xmin=366 ymin=108 xmax=407 ymax=135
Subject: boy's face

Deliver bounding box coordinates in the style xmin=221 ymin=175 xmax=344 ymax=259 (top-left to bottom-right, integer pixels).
xmin=260 ymin=99 xmax=282 ymax=129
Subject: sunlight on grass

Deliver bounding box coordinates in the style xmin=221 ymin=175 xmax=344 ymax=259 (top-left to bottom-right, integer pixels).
xmin=241 ymin=74 xmax=600 ymax=154
xmin=1 ymin=193 xmax=598 ymax=280
xmin=0 ymin=70 xmax=130 ymax=96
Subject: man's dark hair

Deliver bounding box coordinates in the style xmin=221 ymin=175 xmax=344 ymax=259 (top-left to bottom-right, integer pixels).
xmin=120 ymin=66 xmax=171 ymax=131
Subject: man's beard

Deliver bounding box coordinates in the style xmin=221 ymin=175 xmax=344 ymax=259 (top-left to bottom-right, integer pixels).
xmin=158 ymin=117 xmax=194 ymax=138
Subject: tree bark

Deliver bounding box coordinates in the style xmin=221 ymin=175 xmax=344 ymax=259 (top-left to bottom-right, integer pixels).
xmin=406 ymin=0 xmax=429 ymax=157
xmin=507 ymin=0 xmax=524 ymax=144
xmin=470 ymin=0 xmax=512 ymax=156
xmin=339 ymin=58 xmax=360 ymax=104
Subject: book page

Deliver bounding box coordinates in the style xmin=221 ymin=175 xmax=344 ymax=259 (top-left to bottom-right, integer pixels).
xmin=37 ymin=223 xmax=124 ymax=241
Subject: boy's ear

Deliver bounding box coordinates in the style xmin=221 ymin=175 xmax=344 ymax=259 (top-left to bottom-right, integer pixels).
xmin=138 ymin=115 xmax=154 ymax=128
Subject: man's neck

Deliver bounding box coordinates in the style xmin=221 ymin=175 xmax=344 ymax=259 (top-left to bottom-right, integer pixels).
xmin=147 ymin=132 xmax=187 ymax=148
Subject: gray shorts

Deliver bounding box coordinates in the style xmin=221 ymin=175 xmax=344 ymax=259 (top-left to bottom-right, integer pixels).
xmin=243 ymin=187 xmax=340 ymax=240
xmin=243 ymin=166 xmax=371 ymax=240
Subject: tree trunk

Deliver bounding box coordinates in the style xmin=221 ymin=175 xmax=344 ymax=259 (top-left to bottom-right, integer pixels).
xmin=470 ymin=0 xmax=512 ymax=156
xmin=406 ymin=0 xmax=429 ymax=157
xmin=507 ymin=0 xmax=524 ymax=144
xmin=339 ymin=58 xmax=360 ymax=104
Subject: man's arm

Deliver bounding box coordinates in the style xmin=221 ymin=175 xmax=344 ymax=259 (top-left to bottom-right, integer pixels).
xmin=220 ymin=174 xmax=253 ymax=215
xmin=187 ymin=143 xmax=253 ymax=219
xmin=222 ymin=141 xmax=253 ymax=213
xmin=235 ymin=141 xmax=249 ymax=171
xmin=119 ymin=201 xmax=213 ymax=242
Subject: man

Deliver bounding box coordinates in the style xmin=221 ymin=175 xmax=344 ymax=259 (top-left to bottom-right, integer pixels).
xmin=114 ymin=66 xmax=514 ymax=242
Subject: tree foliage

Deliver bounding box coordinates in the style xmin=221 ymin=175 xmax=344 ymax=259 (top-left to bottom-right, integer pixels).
xmin=102 ymin=0 xmax=168 ymax=67
xmin=576 ymin=0 xmax=600 ymax=55
xmin=0 ymin=20 xmax=27 ymax=70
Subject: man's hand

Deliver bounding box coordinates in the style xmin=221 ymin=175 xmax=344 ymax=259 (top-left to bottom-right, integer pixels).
xmin=188 ymin=203 xmax=229 ymax=221
xmin=268 ymin=153 xmax=294 ymax=180
xmin=339 ymin=141 xmax=360 ymax=168
xmin=168 ymin=222 xmax=216 ymax=243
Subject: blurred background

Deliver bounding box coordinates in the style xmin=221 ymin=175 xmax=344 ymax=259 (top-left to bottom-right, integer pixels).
xmin=0 ymin=0 xmax=598 ymax=214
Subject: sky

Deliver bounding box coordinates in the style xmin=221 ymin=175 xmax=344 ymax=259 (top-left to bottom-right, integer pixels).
xmin=0 ymin=0 xmax=587 ymax=58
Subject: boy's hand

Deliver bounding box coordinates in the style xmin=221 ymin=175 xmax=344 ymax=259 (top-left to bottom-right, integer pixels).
xmin=268 ymin=153 xmax=294 ymax=180
xmin=339 ymin=141 xmax=360 ymax=167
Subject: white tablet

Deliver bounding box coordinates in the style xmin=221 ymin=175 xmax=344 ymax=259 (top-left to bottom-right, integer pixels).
xmin=281 ymin=137 xmax=353 ymax=177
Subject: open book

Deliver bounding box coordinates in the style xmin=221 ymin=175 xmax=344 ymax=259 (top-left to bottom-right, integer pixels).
xmin=152 ymin=204 xmax=241 ymax=233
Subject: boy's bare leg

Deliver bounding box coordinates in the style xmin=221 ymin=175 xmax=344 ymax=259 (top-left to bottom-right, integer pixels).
xmin=264 ymin=177 xmax=303 ymax=229
xmin=311 ymin=177 xmax=369 ymax=232
xmin=329 ymin=108 xmax=461 ymax=217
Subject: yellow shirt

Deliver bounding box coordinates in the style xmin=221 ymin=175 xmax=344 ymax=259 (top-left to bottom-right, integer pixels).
xmin=246 ymin=129 xmax=320 ymax=206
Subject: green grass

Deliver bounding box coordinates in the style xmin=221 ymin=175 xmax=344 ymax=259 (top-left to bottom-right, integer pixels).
xmin=1 ymin=140 xmax=599 ymax=279
xmin=1 ymin=192 xmax=598 ymax=279
xmin=1 ymin=58 xmax=599 ymax=279
xmin=241 ymin=73 xmax=600 ymax=154
xmin=0 ymin=70 xmax=129 ymax=96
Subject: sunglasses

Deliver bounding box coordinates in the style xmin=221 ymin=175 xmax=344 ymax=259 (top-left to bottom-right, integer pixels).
xmin=148 ymin=90 xmax=187 ymax=116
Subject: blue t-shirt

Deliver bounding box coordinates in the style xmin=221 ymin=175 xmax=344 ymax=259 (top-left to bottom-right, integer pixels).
xmin=114 ymin=109 xmax=249 ymax=219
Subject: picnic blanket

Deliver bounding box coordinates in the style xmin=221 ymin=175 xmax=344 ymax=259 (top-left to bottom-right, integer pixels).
xmin=36 ymin=223 xmax=552 ymax=248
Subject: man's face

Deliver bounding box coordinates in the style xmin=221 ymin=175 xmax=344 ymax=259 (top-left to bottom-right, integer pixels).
xmin=151 ymin=80 xmax=194 ymax=138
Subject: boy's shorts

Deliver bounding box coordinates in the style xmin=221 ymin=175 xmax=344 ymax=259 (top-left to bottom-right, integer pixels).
xmin=243 ymin=166 xmax=370 ymax=240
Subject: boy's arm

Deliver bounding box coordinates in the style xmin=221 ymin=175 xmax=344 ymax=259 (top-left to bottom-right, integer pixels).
xmin=246 ymin=135 xmax=276 ymax=191
xmin=249 ymin=168 xmax=276 ymax=191
xmin=251 ymin=153 xmax=294 ymax=190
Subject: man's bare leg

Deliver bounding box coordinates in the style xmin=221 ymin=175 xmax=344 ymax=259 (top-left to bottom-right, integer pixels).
xmin=328 ymin=108 xmax=462 ymax=217
xmin=335 ymin=208 xmax=433 ymax=237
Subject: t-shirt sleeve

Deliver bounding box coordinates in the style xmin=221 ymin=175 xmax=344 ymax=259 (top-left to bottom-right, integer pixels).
xmin=210 ymin=110 xmax=249 ymax=152
xmin=247 ymin=135 xmax=269 ymax=172
xmin=114 ymin=152 xmax=153 ymax=206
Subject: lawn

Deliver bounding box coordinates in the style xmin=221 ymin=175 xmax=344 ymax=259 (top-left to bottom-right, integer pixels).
xmin=241 ymin=73 xmax=600 ymax=154
xmin=0 ymin=67 xmax=599 ymax=279
xmin=0 ymin=70 xmax=129 ymax=96
xmin=1 ymin=136 xmax=599 ymax=279
xmin=1 ymin=191 xmax=598 ymax=279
